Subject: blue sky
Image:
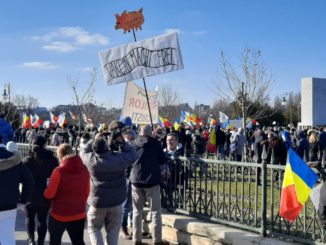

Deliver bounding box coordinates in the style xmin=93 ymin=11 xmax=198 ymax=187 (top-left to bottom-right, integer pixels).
xmin=1 ymin=0 xmax=326 ymax=109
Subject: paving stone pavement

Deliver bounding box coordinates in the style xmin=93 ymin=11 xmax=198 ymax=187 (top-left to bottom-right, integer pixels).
xmin=15 ymin=212 xmax=152 ymax=245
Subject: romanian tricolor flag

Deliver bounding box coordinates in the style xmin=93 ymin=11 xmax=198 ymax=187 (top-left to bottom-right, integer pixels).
xmin=83 ymin=113 xmax=93 ymax=125
xmin=207 ymin=129 xmax=216 ymax=153
xmin=57 ymin=113 xmax=68 ymax=128
xmin=173 ymin=117 xmax=179 ymax=131
xmin=280 ymin=147 xmax=318 ymax=222
xmin=181 ymin=111 xmax=202 ymax=127
xmin=207 ymin=114 xmax=217 ymax=127
xmin=22 ymin=113 xmax=32 ymax=129
xmin=69 ymin=110 xmax=78 ymax=122
xmin=32 ymin=114 xmax=43 ymax=128
xmin=159 ymin=116 xmax=171 ymax=128
xmin=49 ymin=112 xmax=58 ymax=124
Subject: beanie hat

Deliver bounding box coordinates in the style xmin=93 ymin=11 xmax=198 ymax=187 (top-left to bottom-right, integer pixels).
xmin=32 ymin=135 xmax=46 ymax=148
xmin=6 ymin=141 xmax=17 ymax=152
xmin=121 ymin=116 xmax=132 ymax=127
xmin=92 ymin=138 xmax=109 ymax=154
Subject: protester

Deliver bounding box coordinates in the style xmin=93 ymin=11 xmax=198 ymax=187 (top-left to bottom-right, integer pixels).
xmin=230 ymin=127 xmax=247 ymax=162
xmin=162 ymin=132 xmax=184 ymax=210
xmin=307 ymin=130 xmax=321 ymax=170
xmin=296 ymin=129 xmax=309 ymax=162
xmin=0 ymin=136 xmax=34 ymax=245
xmin=0 ymin=113 xmax=14 ymax=144
xmin=23 ymin=136 xmax=58 ymax=245
xmin=44 ymin=143 xmax=90 ymax=245
xmin=130 ymin=125 xmax=169 ymax=245
xmin=79 ymin=120 xmax=137 ymax=245
xmin=215 ymin=125 xmax=226 ymax=159
xmin=121 ymin=127 xmax=137 ymax=240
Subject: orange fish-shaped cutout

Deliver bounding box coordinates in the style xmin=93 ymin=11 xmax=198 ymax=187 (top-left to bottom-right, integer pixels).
xmin=115 ymin=7 xmax=144 ymax=33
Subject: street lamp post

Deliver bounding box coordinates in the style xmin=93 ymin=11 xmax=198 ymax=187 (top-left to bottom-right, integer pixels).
xmin=282 ymin=93 xmax=293 ymax=127
xmin=2 ymin=83 xmax=10 ymax=104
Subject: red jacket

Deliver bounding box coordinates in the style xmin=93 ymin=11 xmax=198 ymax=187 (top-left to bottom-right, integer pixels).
xmin=44 ymin=155 xmax=90 ymax=222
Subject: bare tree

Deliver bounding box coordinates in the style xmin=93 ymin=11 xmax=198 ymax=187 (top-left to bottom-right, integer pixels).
xmin=211 ymin=99 xmax=232 ymax=117
xmin=12 ymin=94 xmax=39 ymax=112
xmin=214 ymin=48 xmax=274 ymax=131
xmin=158 ymin=84 xmax=182 ymax=122
xmin=68 ymin=67 xmax=97 ymax=130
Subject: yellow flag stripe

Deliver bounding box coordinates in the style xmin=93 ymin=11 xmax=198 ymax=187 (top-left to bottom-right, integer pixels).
xmin=282 ymin=163 xmax=312 ymax=205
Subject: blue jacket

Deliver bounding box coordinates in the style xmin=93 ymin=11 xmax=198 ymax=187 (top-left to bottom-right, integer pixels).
xmin=0 ymin=118 xmax=14 ymax=144
xmin=0 ymin=148 xmax=34 ymax=211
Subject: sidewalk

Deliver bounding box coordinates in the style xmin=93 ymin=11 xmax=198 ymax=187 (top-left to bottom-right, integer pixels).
xmin=15 ymin=212 xmax=151 ymax=245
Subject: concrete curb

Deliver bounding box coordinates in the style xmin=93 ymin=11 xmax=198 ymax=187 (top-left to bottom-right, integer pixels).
xmin=143 ymin=212 xmax=299 ymax=245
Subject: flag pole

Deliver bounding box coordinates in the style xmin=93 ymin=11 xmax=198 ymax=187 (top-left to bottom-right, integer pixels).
xmin=131 ymin=28 xmax=154 ymax=127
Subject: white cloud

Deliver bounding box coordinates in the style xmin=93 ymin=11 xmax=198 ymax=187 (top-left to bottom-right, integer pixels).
xmin=31 ymin=26 xmax=109 ymax=53
xmin=59 ymin=27 xmax=109 ymax=45
xmin=42 ymin=41 xmax=77 ymax=53
xmin=19 ymin=62 xmax=57 ymax=70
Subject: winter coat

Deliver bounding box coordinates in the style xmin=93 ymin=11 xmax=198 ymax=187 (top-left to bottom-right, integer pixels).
xmin=80 ymin=142 xmax=137 ymax=208
xmin=131 ymin=136 xmax=166 ymax=187
xmin=309 ymin=142 xmax=320 ymax=162
xmin=23 ymin=147 xmax=58 ymax=208
xmin=215 ymin=128 xmax=226 ymax=146
xmin=263 ymin=136 xmax=287 ymax=165
xmin=296 ymin=138 xmax=309 ymax=162
xmin=0 ymin=148 xmax=34 ymax=211
xmin=44 ymin=155 xmax=90 ymax=222
xmin=230 ymin=129 xmax=247 ymax=156
xmin=0 ymin=118 xmax=14 ymax=144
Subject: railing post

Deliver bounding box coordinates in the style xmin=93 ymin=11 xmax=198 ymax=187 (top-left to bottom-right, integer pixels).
xmin=261 ymin=161 xmax=267 ymax=236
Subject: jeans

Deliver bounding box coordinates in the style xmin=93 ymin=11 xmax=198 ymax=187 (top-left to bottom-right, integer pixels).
xmin=132 ymin=184 xmax=162 ymax=243
xmin=122 ymin=179 xmax=133 ymax=228
xmin=217 ymin=144 xmax=225 ymax=159
xmin=0 ymin=208 xmax=16 ymax=245
xmin=87 ymin=204 xmax=123 ymax=245
xmin=48 ymin=216 xmax=86 ymax=245
xmin=25 ymin=204 xmax=49 ymax=243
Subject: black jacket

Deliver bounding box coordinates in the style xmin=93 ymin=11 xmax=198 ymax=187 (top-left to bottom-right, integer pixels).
xmin=23 ymin=147 xmax=58 ymax=207
xmin=0 ymin=148 xmax=34 ymax=211
xmin=263 ymin=137 xmax=287 ymax=165
xmin=131 ymin=136 xmax=166 ymax=187
xmin=215 ymin=128 xmax=226 ymax=146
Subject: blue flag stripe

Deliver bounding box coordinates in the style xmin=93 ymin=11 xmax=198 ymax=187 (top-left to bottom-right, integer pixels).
xmin=289 ymin=147 xmax=318 ymax=189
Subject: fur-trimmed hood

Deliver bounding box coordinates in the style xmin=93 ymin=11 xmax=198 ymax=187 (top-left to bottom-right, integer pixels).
xmin=0 ymin=150 xmax=22 ymax=171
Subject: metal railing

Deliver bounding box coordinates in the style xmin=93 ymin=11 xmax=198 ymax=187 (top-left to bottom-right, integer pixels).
xmin=17 ymin=143 xmax=325 ymax=244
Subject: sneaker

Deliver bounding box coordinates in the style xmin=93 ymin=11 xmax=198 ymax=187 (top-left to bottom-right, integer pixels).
xmin=121 ymin=226 xmax=132 ymax=240
xmin=28 ymin=240 xmax=36 ymax=245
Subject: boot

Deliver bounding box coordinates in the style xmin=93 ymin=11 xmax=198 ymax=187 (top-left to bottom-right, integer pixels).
xmin=121 ymin=226 xmax=132 ymax=240
xmin=37 ymin=240 xmax=44 ymax=245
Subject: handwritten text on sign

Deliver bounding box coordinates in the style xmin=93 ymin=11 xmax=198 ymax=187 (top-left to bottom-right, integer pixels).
xmin=99 ymin=32 xmax=183 ymax=85
xmin=121 ymin=81 xmax=158 ymax=124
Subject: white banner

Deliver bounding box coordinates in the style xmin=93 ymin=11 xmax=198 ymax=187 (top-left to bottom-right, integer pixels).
xmin=121 ymin=81 xmax=158 ymax=124
xmin=99 ymin=32 xmax=183 ymax=85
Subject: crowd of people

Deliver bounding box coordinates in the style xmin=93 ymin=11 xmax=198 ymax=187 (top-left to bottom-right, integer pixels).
xmin=1 ymin=111 xmax=326 ymax=245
